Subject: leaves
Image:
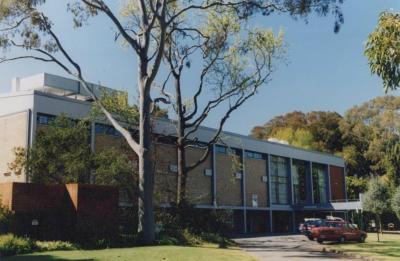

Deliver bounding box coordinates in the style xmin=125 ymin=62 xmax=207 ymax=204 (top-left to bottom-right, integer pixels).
xmin=365 ymin=11 xmax=400 ymax=92
xmin=362 ymin=177 xmax=391 ymax=215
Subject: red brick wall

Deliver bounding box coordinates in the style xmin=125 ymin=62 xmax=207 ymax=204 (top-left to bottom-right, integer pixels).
xmin=330 ymin=166 xmax=346 ymax=201
xmin=0 ymin=183 xmax=119 ymax=241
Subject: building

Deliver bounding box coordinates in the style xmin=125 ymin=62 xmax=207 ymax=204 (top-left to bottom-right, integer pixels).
xmin=0 ymin=73 xmax=356 ymax=233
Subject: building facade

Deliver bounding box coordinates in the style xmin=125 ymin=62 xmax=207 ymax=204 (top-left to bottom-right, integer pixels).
xmin=0 ymin=73 xmax=350 ymax=233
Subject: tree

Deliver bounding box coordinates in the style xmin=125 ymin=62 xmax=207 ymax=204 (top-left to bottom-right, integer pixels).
xmin=164 ymin=24 xmax=286 ymax=204
xmin=391 ymin=186 xmax=400 ymax=221
xmin=340 ymin=96 xmax=400 ymax=181
xmin=362 ymin=177 xmax=391 ymax=242
xmin=346 ymin=175 xmax=368 ymax=200
xmin=25 ymin=115 xmax=92 ymax=184
xmin=251 ymin=111 xmax=343 ymax=153
xmin=159 ymin=2 xmax=346 ymax=204
xmin=93 ymin=147 xmax=137 ymax=203
xmin=0 ymin=0 xmax=344 ymax=243
xmin=365 ymin=11 xmax=400 ymax=92
xmin=8 ymin=114 xmax=137 ymax=188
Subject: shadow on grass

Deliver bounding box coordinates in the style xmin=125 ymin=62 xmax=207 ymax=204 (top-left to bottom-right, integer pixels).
xmin=4 ymin=255 xmax=95 ymax=261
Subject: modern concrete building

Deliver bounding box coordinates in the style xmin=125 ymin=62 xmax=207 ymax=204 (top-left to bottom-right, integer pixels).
xmin=0 ymin=73 xmax=356 ymax=233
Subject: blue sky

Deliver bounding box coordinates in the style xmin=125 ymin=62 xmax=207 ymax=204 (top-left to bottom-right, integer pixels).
xmin=0 ymin=0 xmax=399 ymax=135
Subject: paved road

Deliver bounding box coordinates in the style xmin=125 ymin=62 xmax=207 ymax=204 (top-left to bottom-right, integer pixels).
xmin=234 ymin=235 xmax=360 ymax=261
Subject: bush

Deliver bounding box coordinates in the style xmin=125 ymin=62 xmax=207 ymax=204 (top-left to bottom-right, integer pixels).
xmin=199 ymin=232 xmax=235 ymax=248
xmin=156 ymin=202 xmax=234 ymax=235
xmin=0 ymin=202 xmax=13 ymax=234
xmin=0 ymin=234 xmax=34 ymax=257
xmin=157 ymin=228 xmax=202 ymax=246
xmin=35 ymin=240 xmax=77 ymax=252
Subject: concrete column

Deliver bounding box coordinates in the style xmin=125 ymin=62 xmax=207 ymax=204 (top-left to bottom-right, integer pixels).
xmin=309 ymin=162 xmax=314 ymax=205
xmin=327 ymin=164 xmax=332 ymax=203
xmin=343 ymin=165 xmax=348 ymax=201
xmin=290 ymin=158 xmax=294 ymax=205
xmin=242 ymin=149 xmax=247 ymax=234
xmin=268 ymin=154 xmax=273 ymax=233
xmin=212 ymin=144 xmax=217 ymax=207
xmin=90 ymin=121 xmax=96 ymax=152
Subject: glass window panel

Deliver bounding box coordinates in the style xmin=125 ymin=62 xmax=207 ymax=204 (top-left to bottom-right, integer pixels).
xmin=270 ymin=155 xmax=289 ymax=204
xmin=312 ymin=163 xmax=327 ymax=204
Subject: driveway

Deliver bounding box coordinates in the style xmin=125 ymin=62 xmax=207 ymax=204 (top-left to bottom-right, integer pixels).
xmin=234 ymin=234 xmax=360 ymax=261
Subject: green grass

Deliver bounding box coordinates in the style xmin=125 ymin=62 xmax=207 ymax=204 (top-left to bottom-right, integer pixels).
xmin=4 ymin=245 xmax=257 ymax=261
xmin=327 ymin=233 xmax=400 ymax=260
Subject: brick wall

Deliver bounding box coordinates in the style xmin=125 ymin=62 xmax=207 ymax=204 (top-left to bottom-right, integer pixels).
xmin=0 ymin=183 xmax=118 ymax=241
xmin=154 ymin=143 xmax=177 ymax=204
xmin=216 ymin=153 xmax=242 ymax=206
xmin=185 ymin=147 xmax=212 ymax=205
xmin=0 ymin=111 xmax=29 ymax=183
xmin=244 ymin=158 xmax=268 ymax=207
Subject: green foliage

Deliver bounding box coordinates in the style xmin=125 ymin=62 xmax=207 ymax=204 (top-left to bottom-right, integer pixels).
xmin=251 ymin=111 xmax=343 ymax=152
xmin=340 ymin=96 xmax=400 ymax=180
xmin=35 ymin=240 xmax=77 ymax=252
xmin=0 ymin=234 xmax=34 ymax=257
xmin=365 ymin=12 xmax=400 ymax=92
xmin=92 ymin=147 xmax=136 ymax=201
xmin=91 ymin=91 xmax=139 ymax=126
xmin=27 ymin=114 xmax=92 ymax=184
xmin=0 ymin=203 xmax=13 ymax=234
xmin=272 ymin=127 xmax=314 ymax=150
xmin=362 ymin=177 xmax=391 ymax=216
xmin=392 ymin=187 xmax=400 ymax=220
xmin=156 ymin=203 xmax=234 ymax=235
xmin=346 ymin=176 xmax=368 ymax=200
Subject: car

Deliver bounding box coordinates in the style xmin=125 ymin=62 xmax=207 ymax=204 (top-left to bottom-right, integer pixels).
xmin=310 ymin=221 xmax=367 ymax=244
xmin=299 ymin=219 xmax=323 ymax=240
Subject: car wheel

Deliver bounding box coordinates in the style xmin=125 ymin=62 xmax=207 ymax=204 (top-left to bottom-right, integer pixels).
xmin=317 ymin=239 xmax=323 ymax=244
xmin=307 ymin=236 xmax=314 ymax=241
xmin=358 ymin=235 xmax=365 ymax=243
xmin=338 ymin=236 xmax=345 ymax=243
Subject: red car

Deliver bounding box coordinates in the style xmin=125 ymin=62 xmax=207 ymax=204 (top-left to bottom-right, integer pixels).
xmin=310 ymin=221 xmax=367 ymax=244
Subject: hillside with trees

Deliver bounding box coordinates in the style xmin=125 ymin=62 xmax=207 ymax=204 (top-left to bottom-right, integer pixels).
xmin=251 ymin=96 xmax=400 ymax=198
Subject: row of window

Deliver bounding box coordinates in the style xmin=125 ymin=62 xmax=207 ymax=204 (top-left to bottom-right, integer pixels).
xmin=37 ymin=113 xmax=121 ymax=137
xmin=215 ymin=145 xmax=264 ymax=160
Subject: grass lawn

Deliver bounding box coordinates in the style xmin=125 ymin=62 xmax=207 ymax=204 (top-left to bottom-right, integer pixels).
xmin=4 ymin=245 xmax=258 ymax=261
xmin=327 ymin=233 xmax=400 ymax=260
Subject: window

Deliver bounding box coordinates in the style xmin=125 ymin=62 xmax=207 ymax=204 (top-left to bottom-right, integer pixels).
xmin=312 ymin=163 xmax=328 ymax=204
xmin=245 ymin=151 xmax=263 ymax=159
xmin=95 ymin=123 xmax=121 ymax=137
xmin=270 ymin=155 xmax=290 ymax=204
xmin=215 ymin=145 xmax=227 ymax=154
xmin=292 ymin=159 xmax=308 ymax=204
xmin=37 ymin=113 xmax=56 ymax=125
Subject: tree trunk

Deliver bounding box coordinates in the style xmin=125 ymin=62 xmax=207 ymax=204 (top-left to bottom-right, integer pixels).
xmin=175 ymin=74 xmax=187 ymax=205
xmin=177 ymin=139 xmax=186 ymax=205
xmin=137 ymin=76 xmax=155 ymax=244
xmin=376 ymin=214 xmax=380 ymax=242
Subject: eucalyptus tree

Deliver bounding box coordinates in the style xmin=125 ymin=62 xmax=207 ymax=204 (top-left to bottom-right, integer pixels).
xmin=159 ymin=2 xmax=345 ymax=204
xmin=0 ymin=0 xmax=344 ymax=243
xmin=362 ymin=177 xmax=391 ymax=242
xmin=365 ymin=11 xmax=400 ymax=92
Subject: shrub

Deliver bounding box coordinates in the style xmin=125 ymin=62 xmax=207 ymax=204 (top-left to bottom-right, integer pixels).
xmin=156 ymin=202 xmax=234 ymax=235
xmin=35 ymin=240 xmax=77 ymax=252
xmin=157 ymin=229 xmax=202 ymax=246
xmin=199 ymin=232 xmax=235 ymax=248
xmin=0 ymin=202 xmax=13 ymax=234
xmin=0 ymin=234 xmax=34 ymax=257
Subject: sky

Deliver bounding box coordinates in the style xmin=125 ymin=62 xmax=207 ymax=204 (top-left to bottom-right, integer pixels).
xmin=0 ymin=0 xmax=399 ymax=135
